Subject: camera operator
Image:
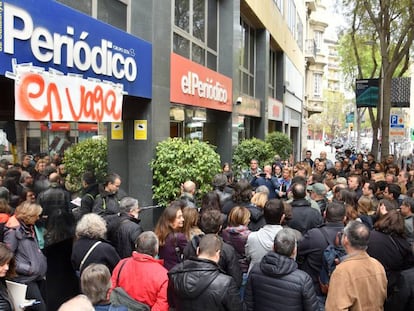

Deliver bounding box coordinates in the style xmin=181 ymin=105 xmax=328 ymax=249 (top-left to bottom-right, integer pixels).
xmin=250 ymin=165 xmax=279 ymax=199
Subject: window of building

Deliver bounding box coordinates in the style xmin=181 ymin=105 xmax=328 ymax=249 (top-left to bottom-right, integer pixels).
xmin=268 ymin=49 xmax=277 ymax=98
xmin=97 ymin=0 xmax=127 ymax=31
xmin=240 ymin=19 xmax=256 ymax=97
xmin=313 ymin=73 xmax=322 ymax=97
xmin=314 ymin=31 xmax=323 ymax=52
xmin=296 ymin=15 xmax=303 ymax=51
xmin=57 ymin=0 xmax=128 ymax=30
xmin=170 ymin=106 xmax=206 ymax=140
xmin=274 ymin=0 xmax=283 ymax=12
xmin=173 ymin=0 xmax=218 ymax=70
xmin=287 ymin=0 xmax=296 ymax=36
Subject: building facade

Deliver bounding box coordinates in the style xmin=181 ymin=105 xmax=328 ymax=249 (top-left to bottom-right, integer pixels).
xmin=1 ymin=0 xmax=309 ymax=224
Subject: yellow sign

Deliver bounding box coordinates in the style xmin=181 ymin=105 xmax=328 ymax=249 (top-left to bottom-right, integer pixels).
xmin=134 ymin=120 xmax=147 ymax=140
xmin=111 ymin=122 xmax=124 ymax=140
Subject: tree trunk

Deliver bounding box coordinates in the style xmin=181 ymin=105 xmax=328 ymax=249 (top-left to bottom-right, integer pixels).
xmin=380 ymin=70 xmax=393 ymax=160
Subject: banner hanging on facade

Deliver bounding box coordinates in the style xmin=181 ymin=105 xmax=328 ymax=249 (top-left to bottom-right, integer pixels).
xmin=0 ymin=0 xmax=152 ymax=122
xmin=13 ymin=63 xmax=123 ymax=122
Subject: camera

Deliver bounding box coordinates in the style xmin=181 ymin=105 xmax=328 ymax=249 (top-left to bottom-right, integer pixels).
xmin=259 ymin=172 xmax=266 ymax=177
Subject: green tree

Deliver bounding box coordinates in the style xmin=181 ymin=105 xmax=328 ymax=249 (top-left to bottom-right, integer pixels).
xmin=339 ymin=0 xmax=414 ymax=157
xmin=232 ymin=138 xmax=273 ymax=171
xmin=63 ymin=138 xmax=108 ymax=192
xmin=150 ymin=138 xmax=221 ymax=207
xmin=265 ymin=132 xmax=293 ymax=160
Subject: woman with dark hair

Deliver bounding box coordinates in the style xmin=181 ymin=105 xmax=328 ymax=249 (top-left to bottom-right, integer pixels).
xmin=0 ymin=242 xmax=16 ymax=310
xmin=222 ymin=179 xmax=253 ymax=215
xmin=273 ymin=164 xmax=283 ymax=178
xmin=43 ymin=209 xmax=79 ymax=311
xmin=200 ymin=191 xmax=221 ymax=213
xmin=19 ymin=188 xmax=36 ymax=205
xmin=154 ymin=200 xmax=187 ymax=270
xmin=222 ymin=162 xmax=234 ymax=184
xmin=339 ymin=189 xmax=359 ymax=222
xmin=367 ymin=209 xmax=414 ymax=300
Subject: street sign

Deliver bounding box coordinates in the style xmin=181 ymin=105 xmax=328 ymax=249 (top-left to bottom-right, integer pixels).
xmin=346 ymin=112 xmax=354 ymax=123
xmin=389 ymin=111 xmax=405 ymax=142
xmin=390 ymin=114 xmax=404 ymax=128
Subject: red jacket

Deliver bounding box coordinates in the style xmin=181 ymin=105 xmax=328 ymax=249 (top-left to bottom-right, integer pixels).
xmin=110 ymin=252 xmax=169 ymax=311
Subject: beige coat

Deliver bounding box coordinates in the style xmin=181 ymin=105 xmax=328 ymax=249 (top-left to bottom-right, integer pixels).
xmin=325 ymin=251 xmax=387 ymax=311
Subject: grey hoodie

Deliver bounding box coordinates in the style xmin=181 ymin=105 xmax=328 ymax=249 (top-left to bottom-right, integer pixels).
xmin=245 ymin=224 xmax=283 ymax=273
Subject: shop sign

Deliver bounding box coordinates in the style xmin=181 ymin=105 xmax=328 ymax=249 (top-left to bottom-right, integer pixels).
xmin=268 ymin=97 xmax=283 ymax=121
xmin=170 ymin=53 xmax=232 ymax=112
xmin=0 ymin=0 xmax=152 ymax=121
xmin=234 ymin=95 xmax=260 ymax=117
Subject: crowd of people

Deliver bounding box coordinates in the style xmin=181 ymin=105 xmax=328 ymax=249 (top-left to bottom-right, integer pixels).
xmin=0 ymin=149 xmax=413 ymax=310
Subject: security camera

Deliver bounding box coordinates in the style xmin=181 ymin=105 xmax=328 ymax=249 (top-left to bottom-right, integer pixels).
xmin=236 ymin=97 xmax=242 ymax=105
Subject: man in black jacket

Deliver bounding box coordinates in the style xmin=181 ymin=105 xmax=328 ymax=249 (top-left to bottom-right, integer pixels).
xmin=183 ymin=209 xmax=242 ymax=288
xmin=107 ymin=196 xmax=143 ymax=258
xmin=92 ymin=173 xmax=125 ymax=218
xmin=37 ymin=172 xmax=71 ymax=218
xmin=297 ymin=202 xmax=346 ymax=307
xmin=74 ymin=171 xmax=100 ymax=220
xmin=245 ymin=228 xmax=318 ymax=311
xmin=168 ymin=234 xmax=241 ymax=311
xmin=287 ymin=183 xmax=323 ymax=234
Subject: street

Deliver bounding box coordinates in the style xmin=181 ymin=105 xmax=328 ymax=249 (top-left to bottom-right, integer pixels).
xmin=305 ymin=139 xmax=336 ymax=163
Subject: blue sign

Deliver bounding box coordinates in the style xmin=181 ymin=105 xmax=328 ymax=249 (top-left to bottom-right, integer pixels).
xmin=0 ymin=0 xmax=152 ymax=98
xmin=390 ymin=115 xmax=404 ymax=128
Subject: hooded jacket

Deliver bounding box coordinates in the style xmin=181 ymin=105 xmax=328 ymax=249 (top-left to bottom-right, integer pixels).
xmin=245 ymin=224 xmax=283 ymax=272
xmin=245 ymin=252 xmax=318 ymax=311
xmin=4 ymin=216 xmax=47 ymax=283
xmin=168 ymin=258 xmax=241 ymax=311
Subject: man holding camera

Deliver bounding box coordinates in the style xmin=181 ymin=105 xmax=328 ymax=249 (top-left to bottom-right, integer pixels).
xmin=250 ymin=165 xmax=279 ymax=199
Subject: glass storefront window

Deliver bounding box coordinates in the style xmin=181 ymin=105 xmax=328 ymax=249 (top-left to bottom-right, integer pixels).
xmin=170 ymin=106 xmax=206 ymax=141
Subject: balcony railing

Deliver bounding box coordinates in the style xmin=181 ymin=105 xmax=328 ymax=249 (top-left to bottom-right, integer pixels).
xmin=305 ymin=39 xmax=317 ymax=63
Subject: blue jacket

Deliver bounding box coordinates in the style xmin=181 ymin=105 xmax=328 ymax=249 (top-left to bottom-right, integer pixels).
xmin=250 ymin=176 xmax=279 ymax=199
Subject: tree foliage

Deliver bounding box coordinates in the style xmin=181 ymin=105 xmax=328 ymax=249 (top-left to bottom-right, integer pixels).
xmin=265 ymin=132 xmax=293 ymax=160
xmin=63 ymin=138 xmax=108 ymax=192
xmin=232 ymin=138 xmax=274 ymax=170
xmin=338 ymin=0 xmax=414 ymax=157
xmin=150 ymin=138 xmax=221 ymax=207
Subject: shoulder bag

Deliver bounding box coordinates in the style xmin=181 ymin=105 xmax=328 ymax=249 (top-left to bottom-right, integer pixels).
xmin=110 ymin=259 xmax=150 ymax=311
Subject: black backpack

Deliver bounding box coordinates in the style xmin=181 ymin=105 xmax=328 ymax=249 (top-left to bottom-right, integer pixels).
xmin=319 ymin=227 xmax=347 ymax=294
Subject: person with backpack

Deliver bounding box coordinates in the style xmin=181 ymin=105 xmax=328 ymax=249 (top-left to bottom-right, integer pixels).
xmin=297 ymin=201 xmax=346 ymax=309
xmin=325 ymin=221 xmax=387 ymax=311
xmin=74 ymin=171 xmax=99 ymax=220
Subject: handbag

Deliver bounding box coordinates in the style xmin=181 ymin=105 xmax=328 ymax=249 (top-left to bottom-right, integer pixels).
xmin=76 ymin=241 xmax=101 ymax=277
xmin=110 ymin=259 xmax=150 ymax=311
